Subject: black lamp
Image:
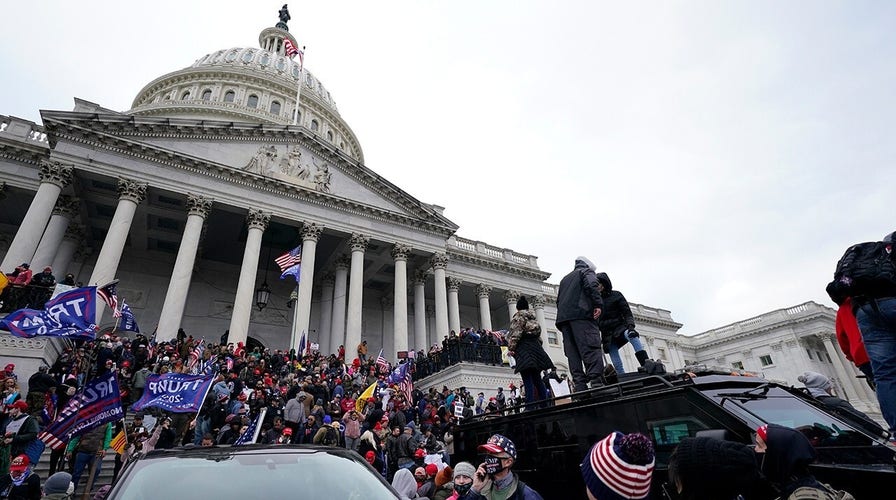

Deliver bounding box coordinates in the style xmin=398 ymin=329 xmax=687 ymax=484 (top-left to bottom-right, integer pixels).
xmin=255 ymin=281 xmax=271 ymax=311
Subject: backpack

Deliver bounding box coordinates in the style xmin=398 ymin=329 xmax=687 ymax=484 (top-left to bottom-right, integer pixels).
xmin=827 ymin=241 xmax=896 ymax=302
xmin=322 ymin=426 xmax=338 ymax=446
xmin=787 ymin=482 xmax=855 ymax=500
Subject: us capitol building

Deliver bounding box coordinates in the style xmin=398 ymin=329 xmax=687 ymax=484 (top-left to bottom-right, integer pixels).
xmin=0 ymin=10 xmax=879 ymax=419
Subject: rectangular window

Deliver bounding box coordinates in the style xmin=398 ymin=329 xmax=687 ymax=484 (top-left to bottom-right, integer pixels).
xmin=760 ymin=355 xmax=773 ymax=367
xmin=547 ymin=330 xmax=559 ymax=346
xmin=657 ymin=348 xmax=667 ymax=361
xmin=806 ymin=349 xmax=813 ymax=360
xmin=732 ymin=361 xmax=744 ymax=370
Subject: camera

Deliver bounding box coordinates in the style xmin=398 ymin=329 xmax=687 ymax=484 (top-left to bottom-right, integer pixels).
xmin=483 ymin=456 xmax=502 ymax=475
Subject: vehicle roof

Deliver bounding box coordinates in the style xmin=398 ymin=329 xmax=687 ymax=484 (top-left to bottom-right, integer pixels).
xmin=141 ymin=444 xmax=357 ymax=460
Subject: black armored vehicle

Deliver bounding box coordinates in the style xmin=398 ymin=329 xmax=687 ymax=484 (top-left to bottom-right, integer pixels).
xmin=453 ymin=367 xmax=896 ymax=499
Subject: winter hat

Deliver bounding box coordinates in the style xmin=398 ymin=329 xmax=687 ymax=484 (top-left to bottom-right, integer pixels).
xmin=453 ymin=461 xmax=476 ymax=480
xmin=425 ymin=463 xmax=439 ymax=477
xmin=323 ymin=415 xmax=332 ymax=425
xmin=516 ymin=296 xmax=529 ymax=311
xmin=581 ymin=432 xmax=654 ymax=500
xmin=43 ymin=471 xmax=74 ymax=495
xmin=9 ymin=400 xmax=28 ymax=411
xmin=576 ymin=256 xmax=597 ymax=272
xmin=798 ymin=371 xmax=833 ymax=398
xmin=436 ymin=465 xmax=454 ymax=487
xmin=9 ymin=454 xmax=29 ymax=472
xmin=670 ymin=436 xmax=760 ymax=500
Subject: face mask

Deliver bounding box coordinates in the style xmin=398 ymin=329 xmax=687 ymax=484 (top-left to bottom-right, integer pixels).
xmin=455 ymin=482 xmax=473 ymax=495
xmin=483 ymin=456 xmax=504 ymax=475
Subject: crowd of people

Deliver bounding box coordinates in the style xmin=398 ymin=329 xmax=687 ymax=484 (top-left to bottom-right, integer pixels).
xmin=0 ymin=264 xmax=77 ymax=313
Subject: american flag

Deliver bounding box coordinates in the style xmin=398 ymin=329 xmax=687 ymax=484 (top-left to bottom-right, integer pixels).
xmin=275 ymin=246 xmax=302 ymax=273
xmin=375 ymin=349 xmax=389 ymax=373
xmin=234 ymin=408 xmax=267 ymax=446
xmin=97 ymin=280 xmax=120 ymax=315
xmin=387 ymin=362 xmax=413 ymax=405
xmin=284 ymin=39 xmax=303 ymax=66
xmin=188 ymin=340 xmax=205 ymax=373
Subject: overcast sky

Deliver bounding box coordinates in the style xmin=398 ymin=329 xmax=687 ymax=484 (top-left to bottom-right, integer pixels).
xmin=2 ymin=1 xmax=894 ymax=334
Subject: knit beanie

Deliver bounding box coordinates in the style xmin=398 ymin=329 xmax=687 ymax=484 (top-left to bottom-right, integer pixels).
xmin=436 ymin=465 xmax=454 ymax=487
xmin=323 ymin=415 xmax=332 ymax=424
xmin=671 ymin=437 xmax=759 ymax=500
xmin=516 ymin=296 xmax=529 ymax=311
xmin=43 ymin=472 xmax=74 ymax=495
xmin=581 ymin=432 xmax=654 ymax=500
xmin=453 ymin=461 xmax=476 ymax=480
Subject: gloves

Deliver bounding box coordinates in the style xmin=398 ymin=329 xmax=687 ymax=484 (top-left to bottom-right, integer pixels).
xmin=627 ymin=328 xmax=639 ymax=338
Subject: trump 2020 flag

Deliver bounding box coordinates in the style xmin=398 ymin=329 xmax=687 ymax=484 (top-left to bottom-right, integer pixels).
xmin=39 ymin=371 xmax=123 ymax=450
xmin=118 ymin=302 xmax=140 ymax=333
xmin=131 ymin=373 xmax=215 ymax=413
xmin=0 ymin=287 xmax=97 ymax=340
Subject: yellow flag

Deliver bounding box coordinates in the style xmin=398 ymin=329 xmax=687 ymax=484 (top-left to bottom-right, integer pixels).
xmin=110 ymin=429 xmax=127 ymax=455
xmin=356 ymin=382 xmax=376 ymax=413
xmin=0 ymin=273 xmax=7 ymax=295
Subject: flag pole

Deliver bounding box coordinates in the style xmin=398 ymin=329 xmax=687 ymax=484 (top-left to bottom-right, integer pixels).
xmin=251 ymin=407 xmax=268 ymax=444
xmin=291 ymin=46 xmax=305 ymax=126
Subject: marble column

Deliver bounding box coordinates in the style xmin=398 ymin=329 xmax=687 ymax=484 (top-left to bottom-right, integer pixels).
xmin=156 ymin=194 xmax=212 ymax=342
xmin=413 ymin=270 xmax=427 ymax=352
xmin=476 ymin=283 xmax=493 ymax=331
xmin=292 ymin=222 xmax=323 ymax=350
xmin=51 ymin=224 xmax=84 ymax=278
xmin=226 ymin=209 xmax=270 ymax=346
xmin=426 ymin=304 xmax=436 ymax=347
xmin=344 ymin=233 xmax=369 ymax=359
xmin=1 ymin=161 xmax=72 ymax=272
xmin=533 ymin=295 xmax=547 ymax=335
xmin=447 ymin=276 xmax=461 ymax=334
xmin=31 ymin=195 xmax=79 ymax=271
xmin=391 ymin=243 xmax=411 ymax=356
xmin=819 ymin=333 xmax=862 ymax=403
xmin=318 ymin=273 xmax=335 ymax=355
xmin=381 ymin=296 xmax=394 ymax=359
xmin=431 ymin=253 xmax=450 ymax=342
xmin=89 ymin=178 xmax=147 ymax=322
xmin=504 ymin=290 xmax=520 ymax=327
xmin=329 ymin=255 xmax=350 ymax=356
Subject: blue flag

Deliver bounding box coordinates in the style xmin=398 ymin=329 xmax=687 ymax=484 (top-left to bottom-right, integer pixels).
xmin=280 ymin=262 xmax=301 ymax=282
xmin=38 ymin=371 xmax=123 ymax=450
xmin=0 ymin=287 xmax=97 ymax=340
xmin=131 ymin=373 xmax=215 ymax=413
xmin=118 ymin=302 xmax=140 ymax=333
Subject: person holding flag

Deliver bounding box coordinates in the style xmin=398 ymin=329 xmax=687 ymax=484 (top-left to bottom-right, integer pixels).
xmin=375 ymin=349 xmax=389 ymax=374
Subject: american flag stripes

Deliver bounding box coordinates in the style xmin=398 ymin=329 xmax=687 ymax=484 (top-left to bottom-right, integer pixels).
xmin=375 ymin=349 xmax=389 ymax=373
xmin=387 ymin=362 xmax=413 ymax=405
xmin=97 ymin=280 xmax=120 ymax=315
xmin=39 ymin=371 xmax=123 ymax=450
xmin=284 ymin=39 xmax=301 ymax=60
xmin=188 ymin=340 xmax=205 ymax=373
xmin=275 ymin=246 xmax=302 ymax=273
xmin=234 ymin=408 xmax=267 ymax=446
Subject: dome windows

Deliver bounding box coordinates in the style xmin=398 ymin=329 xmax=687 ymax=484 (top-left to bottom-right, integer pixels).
xmin=241 ymin=50 xmax=255 ymax=63
xmin=224 ymin=90 xmax=235 ymax=103
xmin=310 ymin=119 xmax=319 ymax=131
xmin=270 ymin=100 xmax=281 ymax=115
xmin=225 ymin=50 xmax=238 ymax=62
xmin=276 ymin=57 xmax=286 ymax=72
xmin=259 ymin=53 xmax=270 ymax=67
xmin=247 ymin=94 xmax=259 ymax=108
xmin=201 ymin=89 xmax=212 ymax=101
xmin=181 ymin=91 xmax=191 ymax=100
xmin=327 ymin=131 xmax=333 ymax=141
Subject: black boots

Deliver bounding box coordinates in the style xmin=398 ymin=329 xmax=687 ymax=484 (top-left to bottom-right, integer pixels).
xmin=635 ymin=350 xmax=650 ymax=367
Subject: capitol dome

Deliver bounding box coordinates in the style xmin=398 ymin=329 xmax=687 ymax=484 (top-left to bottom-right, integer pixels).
xmin=127 ymin=21 xmax=363 ymax=162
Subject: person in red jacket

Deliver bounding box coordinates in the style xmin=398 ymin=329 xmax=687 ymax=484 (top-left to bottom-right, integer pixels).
xmin=835 ymin=297 xmax=875 ymax=390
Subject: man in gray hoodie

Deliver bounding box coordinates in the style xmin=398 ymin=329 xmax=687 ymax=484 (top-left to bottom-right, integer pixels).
xmin=555 ymin=256 xmax=605 ymax=392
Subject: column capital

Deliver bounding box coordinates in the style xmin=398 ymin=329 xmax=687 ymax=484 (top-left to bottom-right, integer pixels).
xmin=430 ymin=252 xmax=449 ymax=270
xmin=503 ymin=290 xmax=520 ymax=303
xmin=334 ymin=254 xmax=351 ymax=270
xmin=413 ymin=269 xmax=428 ymax=285
xmin=532 ymin=295 xmax=546 ymax=309
xmin=476 ymin=283 xmax=492 ymax=298
xmin=817 ymin=332 xmax=834 ymax=343
xmin=301 ymin=222 xmax=324 ymax=241
xmin=117 ymin=177 xmax=147 ymax=204
xmin=350 ymin=233 xmax=369 ymax=252
xmin=391 ymin=242 xmax=412 ymax=261
xmin=186 ymin=193 xmax=213 ymax=219
xmin=62 ymin=223 xmax=85 ymax=242
xmin=321 ymin=272 xmax=336 ymax=286
xmin=39 ymin=161 xmax=73 ymax=188
xmin=446 ymin=276 xmax=462 ymax=291
xmin=52 ymin=195 xmax=80 ymax=219
xmin=246 ymin=209 xmax=270 ymax=230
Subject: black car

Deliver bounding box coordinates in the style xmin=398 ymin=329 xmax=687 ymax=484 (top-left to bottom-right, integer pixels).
xmin=453 ymin=368 xmax=896 ymax=499
xmin=105 ymin=445 xmax=400 ymax=500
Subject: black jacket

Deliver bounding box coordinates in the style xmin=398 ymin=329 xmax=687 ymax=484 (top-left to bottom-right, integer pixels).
xmin=595 ymin=273 xmax=635 ymax=348
xmin=555 ymin=260 xmax=603 ymax=325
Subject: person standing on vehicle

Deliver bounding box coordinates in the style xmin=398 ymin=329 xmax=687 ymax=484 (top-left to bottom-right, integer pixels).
xmin=595 ymin=273 xmax=652 ymax=374
xmin=470 ymin=434 xmax=543 ymax=500
xmin=556 ymin=256 xmax=605 ymax=392
xmin=580 ymin=431 xmax=654 ymax=500
xmin=507 ymin=296 xmax=554 ymax=407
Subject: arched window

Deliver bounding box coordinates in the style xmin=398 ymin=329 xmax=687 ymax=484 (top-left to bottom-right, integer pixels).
xmin=270 ymin=101 xmax=281 ymax=115
xmin=224 ymin=90 xmax=235 ymax=103
xmin=327 ymin=131 xmax=333 ymax=141
xmin=247 ymin=94 xmax=259 ymax=108
xmin=181 ymin=91 xmax=191 ymax=100
xmin=201 ymin=89 xmax=212 ymax=101
xmin=310 ymin=119 xmax=319 ymax=131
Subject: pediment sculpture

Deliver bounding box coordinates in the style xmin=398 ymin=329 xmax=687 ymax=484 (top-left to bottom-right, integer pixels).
xmin=242 ymin=144 xmax=331 ymax=193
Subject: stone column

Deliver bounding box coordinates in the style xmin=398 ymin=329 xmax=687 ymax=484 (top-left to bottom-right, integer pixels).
xmin=318 ymin=273 xmax=335 ymax=356
xmin=391 ymin=243 xmax=411 ymax=356
xmin=381 ymin=296 xmax=394 ymax=359
xmin=533 ymin=295 xmax=547 ymax=335
xmin=504 ymin=290 xmax=520 ymax=327
xmin=156 ymin=194 xmax=212 ymax=342
xmin=1 ymin=161 xmax=72 ymax=272
xmin=476 ymin=283 xmax=493 ymax=331
xmin=426 ymin=304 xmax=436 ymax=347
xmin=31 ymin=195 xmax=79 ymax=270
xmin=89 ymin=178 xmax=147 ymax=322
xmin=431 ymin=253 xmax=450 ymax=343
xmin=329 ymin=255 xmax=350 ymax=356
xmin=51 ymin=224 xmax=84 ymax=278
xmin=227 ymin=209 xmax=270 ymax=346
xmin=447 ymin=276 xmax=461 ymax=334
xmin=819 ymin=333 xmax=862 ymax=403
xmin=344 ymin=234 xmax=369 ymax=359
xmin=413 ymin=270 xmax=427 ymax=352
xmin=292 ymin=222 xmax=323 ymax=350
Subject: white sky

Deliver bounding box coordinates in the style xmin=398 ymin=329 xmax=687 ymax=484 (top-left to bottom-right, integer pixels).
xmin=2 ymin=1 xmax=894 ymax=334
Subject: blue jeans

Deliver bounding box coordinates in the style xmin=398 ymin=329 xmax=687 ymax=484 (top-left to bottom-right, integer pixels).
xmin=193 ymin=415 xmax=210 ymax=445
xmin=520 ymin=369 xmax=549 ymax=407
xmin=71 ymin=451 xmax=103 ymax=488
xmin=607 ymin=331 xmax=645 ymax=374
xmin=855 ymin=297 xmax=896 ymax=434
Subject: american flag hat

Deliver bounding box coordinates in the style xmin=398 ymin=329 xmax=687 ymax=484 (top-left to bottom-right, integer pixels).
xmin=477 ymin=433 xmax=517 ymax=460
xmin=581 ymin=432 xmax=654 ymax=500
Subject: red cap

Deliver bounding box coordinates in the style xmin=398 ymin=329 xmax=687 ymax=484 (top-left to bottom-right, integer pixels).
xmin=9 ymin=454 xmax=28 ymax=472
xmin=365 ymin=451 xmax=375 ymax=463
xmin=756 ymin=424 xmax=768 ymax=442
xmin=8 ymin=400 xmax=28 ymax=411
xmin=414 ymin=448 xmax=426 ymax=459
xmin=425 ymin=463 xmax=438 ymax=476
xmin=282 ymin=427 xmax=293 ymax=436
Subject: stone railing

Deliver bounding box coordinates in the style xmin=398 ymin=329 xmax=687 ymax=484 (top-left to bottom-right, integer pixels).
xmin=0 ymin=115 xmax=50 ymax=146
xmin=695 ymin=301 xmax=832 ymax=342
xmin=447 ymin=236 xmax=539 ymax=269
